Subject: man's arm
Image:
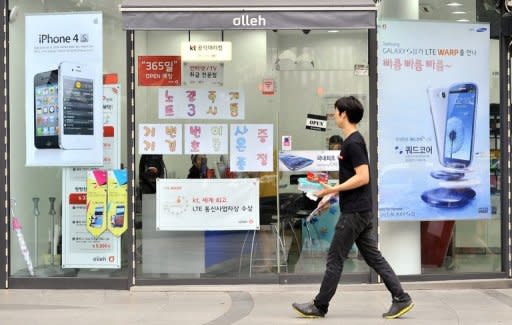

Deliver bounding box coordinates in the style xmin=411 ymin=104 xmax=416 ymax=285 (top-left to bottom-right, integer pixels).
xmin=315 ymin=164 xmax=369 ymax=197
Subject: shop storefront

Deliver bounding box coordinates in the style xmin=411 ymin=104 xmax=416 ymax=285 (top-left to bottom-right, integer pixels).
xmin=1 ymin=0 xmax=511 ymax=289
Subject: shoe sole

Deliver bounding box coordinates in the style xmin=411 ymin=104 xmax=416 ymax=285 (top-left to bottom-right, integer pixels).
xmin=292 ymin=305 xmax=325 ymax=318
xmin=383 ymin=302 xmax=414 ymax=319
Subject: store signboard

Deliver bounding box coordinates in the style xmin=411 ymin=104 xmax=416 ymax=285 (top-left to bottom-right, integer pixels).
xmin=138 ymin=55 xmax=181 ymax=86
xmin=183 ymin=62 xmax=224 ymax=86
xmin=62 ymin=85 xmax=122 ymax=269
xmin=230 ymin=124 xmax=274 ymax=172
xmin=156 ymin=179 xmax=259 ymax=231
xmin=25 ymin=12 xmax=103 ymax=166
xmin=181 ymin=41 xmax=232 ymax=62
xmin=138 ymin=123 xmax=183 ymax=155
xmin=184 ymin=124 xmax=228 ymax=154
xmin=158 ymin=87 xmax=244 ymax=119
xmin=378 ymin=20 xmax=490 ymax=221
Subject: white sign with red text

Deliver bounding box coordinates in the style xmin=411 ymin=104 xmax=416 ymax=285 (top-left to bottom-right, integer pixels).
xmin=230 ymin=124 xmax=274 ymax=172
xmin=156 ymin=179 xmax=259 ymax=231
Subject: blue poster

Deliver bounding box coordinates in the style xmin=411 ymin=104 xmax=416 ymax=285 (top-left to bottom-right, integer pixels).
xmin=378 ymin=21 xmax=490 ymax=221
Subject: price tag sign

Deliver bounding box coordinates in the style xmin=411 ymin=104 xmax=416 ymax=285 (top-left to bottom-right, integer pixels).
xmin=138 ymin=55 xmax=182 ymax=86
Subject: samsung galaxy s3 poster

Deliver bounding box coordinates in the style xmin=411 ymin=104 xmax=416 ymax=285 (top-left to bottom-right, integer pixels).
xmin=25 ymin=13 xmax=103 ymax=166
xmin=378 ymin=21 xmax=490 ymax=221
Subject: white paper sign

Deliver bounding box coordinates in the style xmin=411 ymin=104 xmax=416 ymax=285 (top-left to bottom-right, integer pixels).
xmin=181 ymin=41 xmax=232 ymax=62
xmin=183 ymin=62 xmax=224 ymax=86
xmin=278 ymin=150 xmax=340 ymax=172
xmin=138 ymin=124 xmax=183 ymax=155
xmin=184 ymin=124 xmax=228 ymax=154
xmin=156 ymin=179 xmax=259 ymax=231
xmin=158 ymin=88 xmax=244 ymax=119
xmin=230 ymin=124 xmax=274 ymax=172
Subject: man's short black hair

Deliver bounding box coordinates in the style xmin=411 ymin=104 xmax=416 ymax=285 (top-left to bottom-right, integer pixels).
xmin=334 ymin=96 xmax=364 ymax=124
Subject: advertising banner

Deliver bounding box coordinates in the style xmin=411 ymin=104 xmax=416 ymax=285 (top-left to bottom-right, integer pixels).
xmin=25 ymin=12 xmax=103 ymax=166
xmin=378 ymin=21 xmax=490 ymax=221
xmin=138 ymin=55 xmax=181 ymax=86
xmin=86 ymin=170 xmax=108 ymax=238
xmin=230 ymin=124 xmax=274 ymax=172
xmin=138 ymin=124 xmax=183 ymax=155
xmin=158 ymin=88 xmax=244 ymax=119
xmin=61 ymin=85 xmax=122 ymax=268
xmin=278 ymin=150 xmax=339 ymax=172
xmin=107 ymin=170 xmax=128 ymax=237
xmin=184 ymin=124 xmax=228 ymax=154
xmin=183 ymin=62 xmax=224 ymax=86
xmin=156 ymin=179 xmax=259 ymax=231
xmin=62 ymin=168 xmax=121 ymax=269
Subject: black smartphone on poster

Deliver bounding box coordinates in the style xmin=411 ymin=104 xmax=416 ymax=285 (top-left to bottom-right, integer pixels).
xmin=34 ymin=70 xmax=59 ymax=149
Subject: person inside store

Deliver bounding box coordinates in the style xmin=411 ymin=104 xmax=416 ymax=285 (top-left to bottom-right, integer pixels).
xmin=292 ymin=96 xmax=414 ymax=319
xmin=328 ymin=135 xmax=343 ymax=180
xmin=139 ymin=154 xmax=166 ymax=195
xmin=187 ymin=154 xmax=208 ymax=179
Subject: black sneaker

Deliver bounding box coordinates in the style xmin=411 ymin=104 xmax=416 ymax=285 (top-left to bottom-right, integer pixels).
xmin=292 ymin=301 xmax=326 ymax=318
xmin=382 ymin=294 xmax=414 ymax=319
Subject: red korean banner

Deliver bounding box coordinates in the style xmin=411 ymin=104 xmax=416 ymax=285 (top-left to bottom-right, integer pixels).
xmin=138 ymin=56 xmax=181 ymax=86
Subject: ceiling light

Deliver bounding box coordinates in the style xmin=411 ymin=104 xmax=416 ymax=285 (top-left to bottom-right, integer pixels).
xmin=327 ymin=30 xmax=339 ymax=33
xmin=451 ymin=11 xmax=467 ymax=14
xmin=446 ymin=2 xmax=463 ymax=6
xmin=456 ymin=19 xmax=470 ymax=22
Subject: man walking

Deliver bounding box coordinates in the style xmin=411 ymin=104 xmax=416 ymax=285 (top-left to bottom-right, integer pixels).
xmin=292 ymin=96 xmax=414 ymax=319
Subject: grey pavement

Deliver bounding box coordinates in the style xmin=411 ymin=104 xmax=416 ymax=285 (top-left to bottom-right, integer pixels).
xmin=0 ymin=281 xmax=512 ymax=324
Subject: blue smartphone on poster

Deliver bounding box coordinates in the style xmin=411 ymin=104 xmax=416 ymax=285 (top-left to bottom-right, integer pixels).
xmin=443 ymin=83 xmax=478 ymax=168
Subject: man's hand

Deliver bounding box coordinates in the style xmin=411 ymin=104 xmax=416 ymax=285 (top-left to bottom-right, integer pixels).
xmin=314 ymin=183 xmax=334 ymax=198
xmin=147 ymin=167 xmax=158 ymax=175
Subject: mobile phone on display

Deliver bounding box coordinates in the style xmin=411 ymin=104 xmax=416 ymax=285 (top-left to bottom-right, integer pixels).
xmin=58 ymin=62 xmax=95 ymax=149
xmin=427 ymin=87 xmax=448 ymax=164
xmin=112 ymin=205 xmax=125 ymax=228
xmin=442 ymin=83 xmax=478 ymax=168
xmin=34 ymin=70 xmax=59 ymax=149
xmin=90 ymin=205 xmax=104 ymax=228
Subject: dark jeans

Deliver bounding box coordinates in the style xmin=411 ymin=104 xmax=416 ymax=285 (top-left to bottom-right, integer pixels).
xmin=314 ymin=211 xmax=404 ymax=312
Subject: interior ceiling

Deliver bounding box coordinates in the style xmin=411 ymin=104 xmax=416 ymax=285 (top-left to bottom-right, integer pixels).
xmin=418 ymin=0 xmax=478 ymax=21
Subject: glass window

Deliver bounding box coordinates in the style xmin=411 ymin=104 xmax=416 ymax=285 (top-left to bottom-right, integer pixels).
xmin=9 ymin=0 xmax=128 ymax=278
xmin=134 ymin=29 xmax=370 ymax=279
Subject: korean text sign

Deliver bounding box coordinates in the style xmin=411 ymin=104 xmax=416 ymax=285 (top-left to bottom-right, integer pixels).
xmin=230 ymin=124 xmax=274 ymax=172
xmin=156 ymin=179 xmax=259 ymax=231
xmin=138 ymin=124 xmax=183 ymax=155
xmin=184 ymin=124 xmax=228 ymax=154
xmin=378 ymin=21 xmax=490 ymax=221
xmin=138 ymin=56 xmax=181 ymax=86
xmin=158 ymin=88 xmax=244 ymax=119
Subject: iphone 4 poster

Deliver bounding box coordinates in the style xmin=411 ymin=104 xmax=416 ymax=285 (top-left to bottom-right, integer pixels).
xmin=25 ymin=12 xmax=103 ymax=166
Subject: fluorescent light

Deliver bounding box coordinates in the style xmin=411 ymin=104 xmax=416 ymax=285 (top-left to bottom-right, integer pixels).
xmin=327 ymin=30 xmax=339 ymax=33
xmin=446 ymin=2 xmax=463 ymax=6
xmin=456 ymin=19 xmax=469 ymax=22
xmin=451 ymin=11 xmax=467 ymax=14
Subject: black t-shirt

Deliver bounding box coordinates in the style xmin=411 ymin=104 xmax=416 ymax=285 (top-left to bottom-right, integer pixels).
xmin=338 ymin=131 xmax=372 ymax=213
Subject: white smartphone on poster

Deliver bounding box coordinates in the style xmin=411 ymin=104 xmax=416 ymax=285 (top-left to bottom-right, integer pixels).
xmin=58 ymin=62 xmax=95 ymax=150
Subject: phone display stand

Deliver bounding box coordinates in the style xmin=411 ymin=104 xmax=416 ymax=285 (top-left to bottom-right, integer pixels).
xmin=29 ymin=197 xmax=72 ymax=277
xmin=421 ymin=96 xmax=477 ymax=208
